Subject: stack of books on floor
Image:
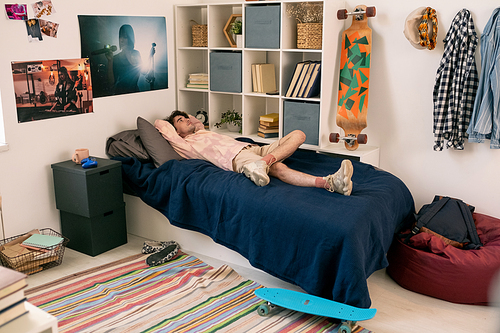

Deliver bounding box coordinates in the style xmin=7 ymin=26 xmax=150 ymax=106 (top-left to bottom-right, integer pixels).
xmin=285 ymin=61 xmax=321 ymax=98
xmin=186 ymin=73 xmax=208 ymax=89
xmin=0 ymin=266 xmax=28 ymax=328
xmin=251 ymin=63 xmax=276 ymax=93
xmin=258 ymin=113 xmax=279 ymax=138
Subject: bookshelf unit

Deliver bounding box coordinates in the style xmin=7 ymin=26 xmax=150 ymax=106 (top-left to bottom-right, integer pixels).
xmin=174 ymin=1 xmax=379 ymax=166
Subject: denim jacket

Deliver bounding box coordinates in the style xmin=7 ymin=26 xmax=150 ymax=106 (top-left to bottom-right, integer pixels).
xmin=467 ymin=8 xmax=500 ymax=148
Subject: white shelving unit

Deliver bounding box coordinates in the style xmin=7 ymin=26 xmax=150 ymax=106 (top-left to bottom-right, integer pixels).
xmin=174 ymin=0 xmax=379 ymax=166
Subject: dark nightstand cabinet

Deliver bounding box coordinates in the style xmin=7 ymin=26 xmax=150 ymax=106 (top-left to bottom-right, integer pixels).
xmin=51 ymin=158 xmax=127 ymax=256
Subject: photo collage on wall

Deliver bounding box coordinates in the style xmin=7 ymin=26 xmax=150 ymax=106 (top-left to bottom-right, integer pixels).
xmin=5 ymin=1 xmax=58 ymax=41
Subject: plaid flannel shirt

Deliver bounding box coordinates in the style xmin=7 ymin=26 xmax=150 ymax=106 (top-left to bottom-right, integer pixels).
xmin=433 ymin=9 xmax=479 ymax=151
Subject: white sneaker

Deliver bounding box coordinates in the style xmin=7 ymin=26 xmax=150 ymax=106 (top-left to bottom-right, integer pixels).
xmin=242 ymin=160 xmax=270 ymax=186
xmin=324 ymin=160 xmax=353 ymax=195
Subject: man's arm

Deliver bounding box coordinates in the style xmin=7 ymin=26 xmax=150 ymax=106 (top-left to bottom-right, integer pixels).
xmin=189 ymin=115 xmax=205 ymax=131
xmin=154 ymin=119 xmax=197 ymax=159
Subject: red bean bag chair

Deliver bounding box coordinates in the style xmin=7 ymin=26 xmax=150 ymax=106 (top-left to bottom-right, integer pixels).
xmin=387 ymin=212 xmax=500 ymax=305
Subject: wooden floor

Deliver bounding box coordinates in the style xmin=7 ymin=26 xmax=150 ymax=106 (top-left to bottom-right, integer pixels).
xmin=26 ymin=234 xmax=499 ymax=333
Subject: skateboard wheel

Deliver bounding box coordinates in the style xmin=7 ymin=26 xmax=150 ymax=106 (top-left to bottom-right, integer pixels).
xmin=257 ymin=303 xmax=270 ymax=316
xmin=338 ymin=324 xmax=351 ymax=333
xmin=366 ymin=6 xmax=376 ymax=17
xmin=337 ymin=9 xmax=348 ymax=20
xmin=357 ymin=134 xmax=368 ymax=144
xmin=329 ymin=133 xmax=340 ymax=143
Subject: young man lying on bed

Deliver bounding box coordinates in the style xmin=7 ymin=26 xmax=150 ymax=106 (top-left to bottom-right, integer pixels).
xmin=154 ymin=110 xmax=353 ymax=195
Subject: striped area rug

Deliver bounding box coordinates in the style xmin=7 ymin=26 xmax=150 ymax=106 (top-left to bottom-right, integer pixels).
xmin=26 ymin=252 xmax=373 ymax=332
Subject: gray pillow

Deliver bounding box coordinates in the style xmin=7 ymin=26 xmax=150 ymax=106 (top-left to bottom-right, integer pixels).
xmin=106 ymin=129 xmax=150 ymax=161
xmin=137 ymin=116 xmax=183 ymax=167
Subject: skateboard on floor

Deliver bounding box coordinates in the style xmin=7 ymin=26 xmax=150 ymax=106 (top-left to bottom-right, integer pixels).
xmin=254 ymin=288 xmax=377 ymax=333
xmin=332 ymin=5 xmax=376 ymax=151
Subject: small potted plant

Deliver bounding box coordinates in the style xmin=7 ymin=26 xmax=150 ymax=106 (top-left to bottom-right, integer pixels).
xmin=231 ymin=20 xmax=243 ymax=48
xmin=215 ymin=109 xmax=242 ymax=133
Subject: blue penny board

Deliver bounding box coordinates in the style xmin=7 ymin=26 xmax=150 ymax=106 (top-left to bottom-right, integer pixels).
xmin=255 ymin=288 xmax=376 ymax=321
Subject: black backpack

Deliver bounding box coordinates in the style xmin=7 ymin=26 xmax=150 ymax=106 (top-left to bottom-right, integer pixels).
xmin=406 ymin=196 xmax=482 ymax=250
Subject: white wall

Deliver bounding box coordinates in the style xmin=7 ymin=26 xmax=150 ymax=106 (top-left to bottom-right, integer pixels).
xmin=0 ymin=0 xmax=180 ymax=236
xmin=0 ymin=0 xmax=499 ymax=240
xmin=355 ymin=0 xmax=500 ymax=218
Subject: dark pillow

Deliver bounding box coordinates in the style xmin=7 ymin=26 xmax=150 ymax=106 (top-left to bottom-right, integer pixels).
xmin=137 ymin=116 xmax=183 ymax=167
xmin=106 ymin=129 xmax=150 ymax=161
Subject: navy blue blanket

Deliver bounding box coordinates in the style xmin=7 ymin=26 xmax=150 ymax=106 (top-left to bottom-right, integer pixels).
xmin=115 ymin=149 xmax=414 ymax=308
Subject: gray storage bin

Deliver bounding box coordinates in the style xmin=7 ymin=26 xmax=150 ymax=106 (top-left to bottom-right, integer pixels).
xmin=210 ymin=52 xmax=242 ymax=93
xmin=283 ymin=101 xmax=320 ymax=145
xmin=51 ymin=158 xmax=123 ymax=218
xmin=245 ymin=4 xmax=280 ymax=49
xmin=60 ymin=203 xmax=127 ymax=256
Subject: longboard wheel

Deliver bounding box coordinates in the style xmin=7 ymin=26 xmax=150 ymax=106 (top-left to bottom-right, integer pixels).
xmin=366 ymin=6 xmax=376 ymax=17
xmin=338 ymin=324 xmax=352 ymax=333
xmin=357 ymin=134 xmax=368 ymax=144
xmin=257 ymin=303 xmax=270 ymax=316
xmin=329 ymin=133 xmax=340 ymax=143
xmin=337 ymin=9 xmax=348 ymax=20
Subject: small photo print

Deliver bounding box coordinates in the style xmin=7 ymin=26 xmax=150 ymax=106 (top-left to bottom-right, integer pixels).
xmin=26 ymin=18 xmax=43 ymax=42
xmin=32 ymin=0 xmax=56 ymax=18
xmin=39 ymin=19 xmax=58 ymax=38
xmin=5 ymin=4 xmax=28 ymax=20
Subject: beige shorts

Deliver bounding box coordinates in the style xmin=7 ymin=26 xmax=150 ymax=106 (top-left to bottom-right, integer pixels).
xmin=232 ymin=139 xmax=281 ymax=173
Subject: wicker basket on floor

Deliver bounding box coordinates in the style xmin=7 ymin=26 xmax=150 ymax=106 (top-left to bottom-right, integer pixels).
xmin=297 ymin=23 xmax=322 ymax=49
xmin=0 ymin=228 xmax=69 ymax=275
xmin=191 ymin=20 xmax=208 ymax=47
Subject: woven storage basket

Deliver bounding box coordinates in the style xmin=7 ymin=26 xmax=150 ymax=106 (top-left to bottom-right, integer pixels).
xmin=297 ymin=23 xmax=322 ymax=49
xmin=191 ymin=21 xmax=207 ymax=47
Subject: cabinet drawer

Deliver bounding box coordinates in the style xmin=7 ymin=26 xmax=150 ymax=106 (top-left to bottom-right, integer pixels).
xmin=60 ymin=203 xmax=127 ymax=256
xmin=283 ymin=101 xmax=320 ymax=145
xmin=51 ymin=158 xmax=123 ymax=217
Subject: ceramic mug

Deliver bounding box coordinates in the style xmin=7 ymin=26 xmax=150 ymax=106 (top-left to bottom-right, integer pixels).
xmin=72 ymin=148 xmax=89 ymax=164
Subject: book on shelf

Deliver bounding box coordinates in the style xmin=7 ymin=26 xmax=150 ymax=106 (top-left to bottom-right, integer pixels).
xmin=259 ymin=113 xmax=279 ymax=123
xmin=302 ymin=62 xmax=321 ymax=98
xmin=186 ymin=83 xmax=208 ymax=89
xmin=0 ymin=298 xmax=28 ymax=328
xmin=252 ymin=63 xmax=276 ymax=93
xmin=285 ymin=61 xmax=310 ymax=97
xmin=292 ymin=62 xmax=312 ymax=97
xmin=258 ymin=126 xmax=279 ymax=134
xmin=188 ymin=73 xmax=208 ymax=79
xmin=285 ymin=60 xmax=322 ymax=98
xmin=259 ymin=120 xmax=278 ymax=127
xmin=257 ymin=131 xmax=279 ymax=138
xmin=187 ymin=73 xmax=208 ymax=89
xmin=0 ymin=267 xmax=27 ymax=300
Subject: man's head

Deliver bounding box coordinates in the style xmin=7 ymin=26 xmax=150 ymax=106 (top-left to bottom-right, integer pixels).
xmin=166 ymin=110 xmax=194 ymax=138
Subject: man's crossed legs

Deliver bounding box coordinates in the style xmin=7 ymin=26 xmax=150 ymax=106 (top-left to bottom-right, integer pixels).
xmin=233 ymin=130 xmax=354 ymax=195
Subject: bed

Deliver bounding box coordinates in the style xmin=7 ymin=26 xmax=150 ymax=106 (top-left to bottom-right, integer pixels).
xmin=107 ymin=117 xmax=415 ymax=309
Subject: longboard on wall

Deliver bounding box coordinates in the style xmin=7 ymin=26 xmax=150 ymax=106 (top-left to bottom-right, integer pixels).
xmin=331 ymin=5 xmax=376 ymax=151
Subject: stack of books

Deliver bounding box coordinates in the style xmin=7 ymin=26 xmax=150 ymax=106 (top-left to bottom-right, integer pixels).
xmin=285 ymin=61 xmax=321 ymax=98
xmin=0 ymin=266 xmax=28 ymax=328
xmin=258 ymin=113 xmax=279 ymax=138
xmin=186 ymin=73 xmax=208 ymax=89
xmin=251 ymin=63 xmax=276 ymax=93
xmin=1 ymin=232 xmax=64 ymax=274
